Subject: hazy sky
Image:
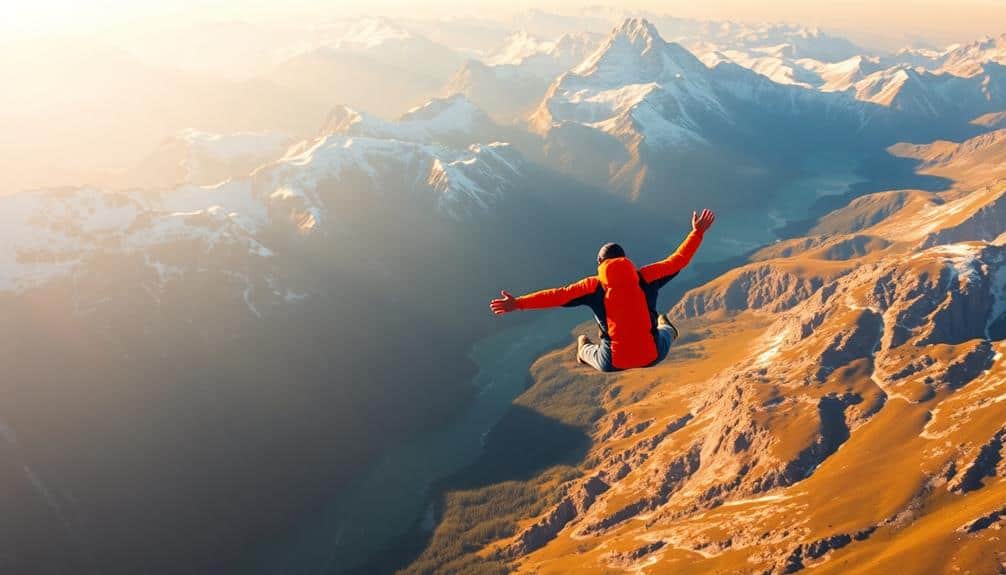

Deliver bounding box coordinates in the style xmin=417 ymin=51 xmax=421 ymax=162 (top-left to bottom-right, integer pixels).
xmin=4 ymin=0 xmax=1006 ymax=49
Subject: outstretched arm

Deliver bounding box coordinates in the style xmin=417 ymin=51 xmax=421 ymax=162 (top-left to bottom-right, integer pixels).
xmin=490 ymin=277 xmax=598 ymax=315
xmin=639 ymin=209 xmax=715 ymax=284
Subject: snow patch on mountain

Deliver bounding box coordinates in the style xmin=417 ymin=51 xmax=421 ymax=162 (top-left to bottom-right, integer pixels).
xmin=427 ymin=142 xmax=523 ymax=219
xmin=322 ymin=95 xmax=492 ymax=144
xmin=920 ymin=242 xmax=986 ymax=282
xmin=331 ymin=18 xmax=413 ymax=51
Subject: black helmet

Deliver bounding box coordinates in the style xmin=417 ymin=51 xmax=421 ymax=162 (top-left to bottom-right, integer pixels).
xmin=597 ymin=242 xmax=625 ymax=263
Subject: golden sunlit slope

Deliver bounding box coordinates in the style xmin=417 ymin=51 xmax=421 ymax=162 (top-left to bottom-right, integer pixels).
xmin=973 ymin=112 xmax=1006 ymax=130
xmin=889 ymin=128 xmax=1006 ymax=189
xmin=422 ymin=136 xmax=1006 ymax=574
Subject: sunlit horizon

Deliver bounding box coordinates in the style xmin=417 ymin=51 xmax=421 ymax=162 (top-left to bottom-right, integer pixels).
xmin=5 ymin=0 xmax=1006 ymax=50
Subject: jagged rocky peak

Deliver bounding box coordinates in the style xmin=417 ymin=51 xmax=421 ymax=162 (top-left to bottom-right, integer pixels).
xmin=575 ymin=17 xmax=706 ymax=80
xmin=610 ymin=17 xmax=665 ymax=54
xmin=319 ymin=104 xmax=370 ymax=136
xmin=574 ymin=18 xmax=660 ymax=75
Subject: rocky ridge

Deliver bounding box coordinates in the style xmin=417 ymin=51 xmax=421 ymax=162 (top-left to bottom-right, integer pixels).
xmin=487 ymin=129 xmax=1006 ymax=574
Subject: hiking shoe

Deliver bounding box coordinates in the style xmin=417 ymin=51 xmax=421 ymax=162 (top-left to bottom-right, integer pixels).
xmin=658 ymin=314 xmax=679 ymax=341
xmin=577 ymin=335 xmax=591 ymax=365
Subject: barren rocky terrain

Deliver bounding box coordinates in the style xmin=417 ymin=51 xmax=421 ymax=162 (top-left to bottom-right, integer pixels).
xmin=402 ymin=126 xmax=1006 ymax=575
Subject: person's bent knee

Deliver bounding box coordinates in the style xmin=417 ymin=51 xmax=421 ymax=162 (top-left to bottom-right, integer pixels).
xmin=579 ymin=343 xmax=614 ymax=372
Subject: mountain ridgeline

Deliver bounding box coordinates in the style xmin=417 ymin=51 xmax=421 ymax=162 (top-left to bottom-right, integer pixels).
xmin=3 ymin=14 xmax=1006 ymax=575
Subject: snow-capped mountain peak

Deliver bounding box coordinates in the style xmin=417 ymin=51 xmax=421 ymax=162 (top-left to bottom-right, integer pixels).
xmin=888 ymin=33 xmax=1006 ymax=77
xmin=321 ymin=94 xmax=495 ymax=146
xmin=612 ymin=17 xmax=664 ymax=53
xmin=486 ymin=31 xmax=599 ymax=68
xmin=574 ymin=17 xmax=666 ymax=75
xmin=533 ymin=18 xmax=723 ymax=132
xmin=332 ymin=17 xmax=412 ymax=51
xmin=572 ymin=18 xmax=712 ymax=88
xmin=400 ymin=94 xmax=482 ymax=125
xmin=939 ymin=33 xmax=1006 ymax=76
xmin=320 ymin=105 xmax=376 ymax=137
xmin=486 ymin=31 xmax=548 ymax=66
xmin=551 ymin=32 xmax=600 ymax=58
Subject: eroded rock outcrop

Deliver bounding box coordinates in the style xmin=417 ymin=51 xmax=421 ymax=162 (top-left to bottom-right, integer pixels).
xmin=949 ymin=426 xmax=1006 ymax=493
xmin=673 ymin=261 xmax=852 ymax=318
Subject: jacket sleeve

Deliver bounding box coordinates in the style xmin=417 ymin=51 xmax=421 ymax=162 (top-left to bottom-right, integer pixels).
xmin=516 ymin=277 xmax=599 ymax=310
xmin=639 ymin=229 xmax=705 ymax=284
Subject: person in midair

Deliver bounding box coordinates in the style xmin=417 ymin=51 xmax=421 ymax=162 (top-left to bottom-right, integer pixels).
xmin=490 ymin=209 xmax=715 ymax=372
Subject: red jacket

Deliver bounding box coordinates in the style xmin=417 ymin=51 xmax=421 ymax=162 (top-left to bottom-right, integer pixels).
xmin=516 ymin=230 xmax=704 ymax=369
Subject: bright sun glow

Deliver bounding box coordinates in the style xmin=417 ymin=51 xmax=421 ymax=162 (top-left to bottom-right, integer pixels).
xmin=5 ymin=0 xmax=1006 ymax=47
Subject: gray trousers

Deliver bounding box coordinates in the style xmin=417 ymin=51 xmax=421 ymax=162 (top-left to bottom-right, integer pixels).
xmin=578 ymin=325 xmax=676 ymax=372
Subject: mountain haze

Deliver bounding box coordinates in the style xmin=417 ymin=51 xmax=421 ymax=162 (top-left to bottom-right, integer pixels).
xmin=5 ymin=11 xmax=1006 ymax=575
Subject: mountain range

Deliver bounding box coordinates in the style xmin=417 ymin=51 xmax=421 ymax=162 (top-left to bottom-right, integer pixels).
xmin=5 ymin=13 xmax=1006 ymax=575
xmin=445 ymin=31 xmax=600 ymax=123
xmin=380 ymin=100 xmax=1006 ymax=575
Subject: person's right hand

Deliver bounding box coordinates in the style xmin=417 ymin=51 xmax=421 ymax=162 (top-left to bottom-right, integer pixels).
xmin=490 ymin=290 xmax=519 ymax=315
xmin=692 ymin=208 xmax=715 ymax=233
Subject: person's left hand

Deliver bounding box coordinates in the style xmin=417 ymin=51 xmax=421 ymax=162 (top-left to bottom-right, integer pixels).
xmin=692 ymin=208 xmax=716 ymax=233
xmin=490 ymin=290 xmax=519 ymax=315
